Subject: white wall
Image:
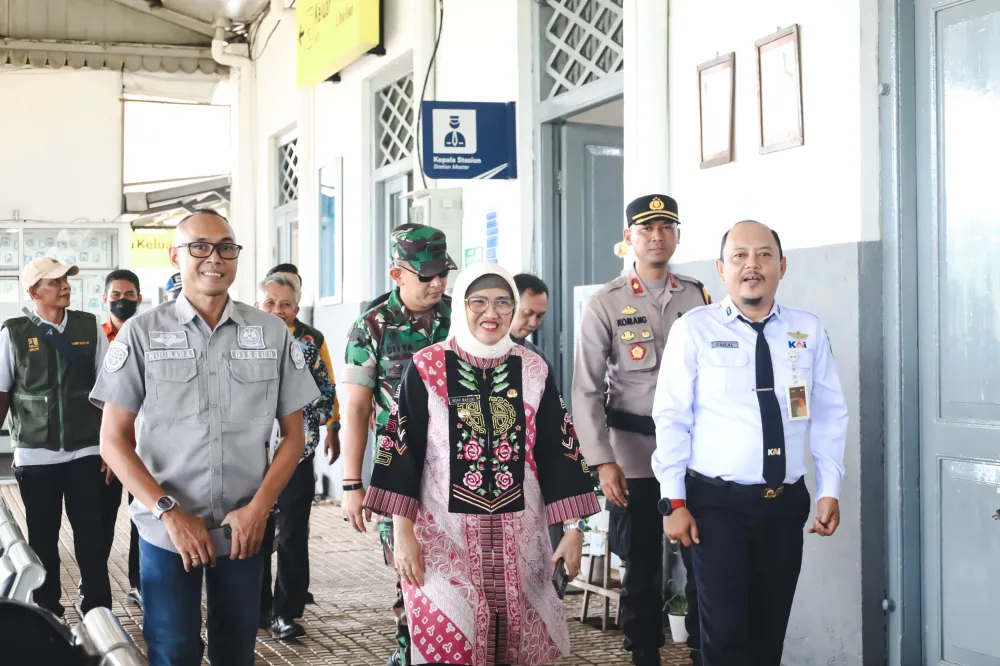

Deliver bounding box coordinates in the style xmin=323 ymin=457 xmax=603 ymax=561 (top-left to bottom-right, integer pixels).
xmin=666 ymin=0 xmax=880 ymax=264
xmin=250 ymin=0 xmax=534 ymax=309
xmin=432 ymin=0 xmax=533 ymax=274
xmin=0 ymin=69 xmax=123 ymax=224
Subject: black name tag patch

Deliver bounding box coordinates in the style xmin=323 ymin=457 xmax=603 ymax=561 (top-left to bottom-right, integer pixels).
xmin=617 ymin=316 xmax=649 ymax=327
xmin=711 ymin=341 xmax=739 ymax=349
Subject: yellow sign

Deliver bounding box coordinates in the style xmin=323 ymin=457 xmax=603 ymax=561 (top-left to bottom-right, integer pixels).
xmin=130 ymin=230 xmax=175 ymax=269
xmin=297 ymin=0 xmax=381 ymax=87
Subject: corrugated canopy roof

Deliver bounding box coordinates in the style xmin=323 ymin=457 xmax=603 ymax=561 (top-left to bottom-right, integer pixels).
xmin=0 ymin=0 xmax=270 ymax=74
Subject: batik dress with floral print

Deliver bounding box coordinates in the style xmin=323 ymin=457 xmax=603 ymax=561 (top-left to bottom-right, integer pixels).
xmin=364 ymin=338 xmax=600 ymax=666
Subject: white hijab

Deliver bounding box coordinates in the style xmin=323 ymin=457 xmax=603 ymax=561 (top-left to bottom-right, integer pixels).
xmin=448 ymin=262 xmax=520 ymax=360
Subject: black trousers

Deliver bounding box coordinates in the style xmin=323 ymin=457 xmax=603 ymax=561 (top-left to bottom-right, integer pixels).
xmin=609 ymin=477 xmax=701 ymax=664
xmin=687 ymin=475 xmax=810 ymax=666
xmin=14 ymin=455 xmax=112 ymax=615
xmin=99 ymin=480 xmax=141 ymax=591
xmin=261 ymin=455 xmax=314 ymax=620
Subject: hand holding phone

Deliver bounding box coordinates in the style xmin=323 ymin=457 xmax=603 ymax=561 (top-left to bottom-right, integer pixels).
xmin=552 ymin=558 xmax=570 ymax=599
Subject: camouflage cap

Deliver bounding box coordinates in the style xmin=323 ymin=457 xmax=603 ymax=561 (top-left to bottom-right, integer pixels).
xmin=390 ymin=224 xmax=458 ymax=277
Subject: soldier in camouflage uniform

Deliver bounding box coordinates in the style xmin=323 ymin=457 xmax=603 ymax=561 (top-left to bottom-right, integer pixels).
xmin=341 ymin=224 xmax=456 ymax=666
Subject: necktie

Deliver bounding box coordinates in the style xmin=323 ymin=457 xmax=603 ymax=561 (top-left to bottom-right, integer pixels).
xmin=740 ymin=316 xmax=786 ymax=490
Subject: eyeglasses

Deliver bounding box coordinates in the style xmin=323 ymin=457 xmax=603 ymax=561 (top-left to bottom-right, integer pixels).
xmin=175 ymin=242 xmax=243 ymax=260
xmin=395 ymin=263 xmax=450 ymax=283
xmin=466 ymin=296 xmax=515 ymax=315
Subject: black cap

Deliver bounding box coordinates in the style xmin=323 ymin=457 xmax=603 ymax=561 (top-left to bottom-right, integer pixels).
xmin=626 ymin=194 xmax=680 ymax=226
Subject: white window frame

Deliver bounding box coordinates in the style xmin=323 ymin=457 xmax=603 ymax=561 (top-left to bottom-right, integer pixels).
xmin=369 ymin=58 xmax=416 ymax=298
xmin=317 ymin=157 xmax=345 ymax=306
xmin=272 ymin=126 xmax=300 ymax=267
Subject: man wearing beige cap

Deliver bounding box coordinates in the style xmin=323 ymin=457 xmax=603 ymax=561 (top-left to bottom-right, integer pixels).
xmin=0 ymin=256 xmax=112 ymax=616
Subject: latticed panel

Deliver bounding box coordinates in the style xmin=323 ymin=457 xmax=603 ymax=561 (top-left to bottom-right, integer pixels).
xmin=542 ymin=0 xmax=624 ymax=100
xmin=376 ymin=73 xmax=415 ymax=169
xmin=278 ymin=138 xmax=299 ymax=206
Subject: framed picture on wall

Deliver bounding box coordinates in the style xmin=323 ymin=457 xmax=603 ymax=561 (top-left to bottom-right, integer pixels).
xmin=755 ymin=24 xmax=804 ymax=154
xmin=697 ymin=52 xmax=736 ymax=168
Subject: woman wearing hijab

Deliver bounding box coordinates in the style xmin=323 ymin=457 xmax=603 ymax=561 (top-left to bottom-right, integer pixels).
xmin=363 ymin=262 xmax=600 ymax=666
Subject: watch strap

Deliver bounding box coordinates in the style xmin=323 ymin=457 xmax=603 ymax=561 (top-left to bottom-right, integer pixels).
xmin=342 ymin=482 xmax=364 ymax=492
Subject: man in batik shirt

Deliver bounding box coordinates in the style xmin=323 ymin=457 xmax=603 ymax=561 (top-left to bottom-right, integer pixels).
xmin=341 ymin=224 xmax=456 ymax=666
xmin=257 ymin=274 xmax=335 ymax=640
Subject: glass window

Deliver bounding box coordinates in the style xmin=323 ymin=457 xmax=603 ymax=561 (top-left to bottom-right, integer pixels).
xmin=0 ymin=230 xmax=20 ymax=269
xmin=319 ymin=165 xmax=338 ymax=299
xmin=0 ymin=277 xmax=19 ymax=323
xmin=23 ymin=228 xmax=118 ymax=270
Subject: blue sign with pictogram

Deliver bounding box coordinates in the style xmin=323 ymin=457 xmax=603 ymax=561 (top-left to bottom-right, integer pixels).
xmin=421 ymin=101 xmax=517 ymax=180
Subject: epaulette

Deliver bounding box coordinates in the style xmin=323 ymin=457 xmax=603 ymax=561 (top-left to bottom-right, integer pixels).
xmin=672 ymin=272 xmax=712 ymax=305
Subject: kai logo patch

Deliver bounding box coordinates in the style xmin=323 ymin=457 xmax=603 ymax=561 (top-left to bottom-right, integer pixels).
xmin=629 ymin=344 xmax=646 ymax=361
xmin=767 ymin=448 xmax=782 ymax=456
xmin=788 ymin=341 xmax=807 ymax=349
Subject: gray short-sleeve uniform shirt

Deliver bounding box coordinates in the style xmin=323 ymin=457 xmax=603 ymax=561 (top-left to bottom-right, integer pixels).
xmin=89 ymin=293 xmax=320 ymax=553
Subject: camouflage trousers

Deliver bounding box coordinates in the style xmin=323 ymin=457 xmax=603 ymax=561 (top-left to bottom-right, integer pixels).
xmin=378 ymin=517 xmax=410 ymax=666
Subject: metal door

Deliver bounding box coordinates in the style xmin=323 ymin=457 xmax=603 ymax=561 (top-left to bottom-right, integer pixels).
xmin=916 ymin=1 xmax=1000 ymax=663
xmin=558 ymin=122 xmax=624 ymax=403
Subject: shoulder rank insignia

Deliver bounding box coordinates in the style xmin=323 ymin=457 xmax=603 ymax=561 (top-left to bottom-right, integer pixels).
xmin=630 ymin=278 xmax=643 ymax=295
xmin=788 ymin=331 xmax=809 ymax=340
xmin=621 ymin=305 xmax=638 ymax=316
xmin=641 ymin=330 xmax=652 ymax=339
xmin=629 ymin=344 xmax=646 ymax=361
xmin=621 ymin=331 xmax=636 ymax=342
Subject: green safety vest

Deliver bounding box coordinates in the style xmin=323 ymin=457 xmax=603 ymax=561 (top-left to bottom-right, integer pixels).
xmin=3 ymin=311 xmax=102 ymax=451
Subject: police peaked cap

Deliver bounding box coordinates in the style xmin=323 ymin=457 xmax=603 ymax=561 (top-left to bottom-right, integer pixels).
xmin=626 ymin=194 xmax=680 ymax=226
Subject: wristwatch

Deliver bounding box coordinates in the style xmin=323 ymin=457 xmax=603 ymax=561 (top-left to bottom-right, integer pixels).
xmin=657 ymin=498 xmax=686 ymax=517
xmin=152 ymin=496 xmax=178 ymax=520
xmin=563 ymin=519 xmax=586 ymax=532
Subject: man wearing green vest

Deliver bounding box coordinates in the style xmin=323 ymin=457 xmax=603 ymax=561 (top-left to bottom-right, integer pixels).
xmin=0 ymin=257 xmax=112 ymax=616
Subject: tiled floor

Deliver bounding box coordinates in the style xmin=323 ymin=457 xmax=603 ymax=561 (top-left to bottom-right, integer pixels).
xmin=0 ymin=484 xmax=694 ymax=665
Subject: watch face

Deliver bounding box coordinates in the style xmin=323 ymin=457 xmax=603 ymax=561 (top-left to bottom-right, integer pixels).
xmin=156 ymin=497 xmax=174 ymax=512
xmin=658 ymin=498 xmax=672 ymax=516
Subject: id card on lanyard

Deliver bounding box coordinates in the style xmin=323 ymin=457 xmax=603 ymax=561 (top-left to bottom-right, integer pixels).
xmin=785 ymin=350 xmax=810 ymax=421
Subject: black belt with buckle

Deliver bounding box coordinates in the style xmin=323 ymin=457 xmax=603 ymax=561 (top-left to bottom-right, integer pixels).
xmin=686 ymin=469 xmax=786 ymax=499
xmin=606 ymin=408 xmax=655 ymax=436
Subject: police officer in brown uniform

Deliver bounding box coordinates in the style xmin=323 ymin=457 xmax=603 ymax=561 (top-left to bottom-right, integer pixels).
xmin=572 ymin=194 xmax=710 ymax=666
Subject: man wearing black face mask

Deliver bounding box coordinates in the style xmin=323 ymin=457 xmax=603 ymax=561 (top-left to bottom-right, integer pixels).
xmin=100 ymin=269 xmax=143 ymax=606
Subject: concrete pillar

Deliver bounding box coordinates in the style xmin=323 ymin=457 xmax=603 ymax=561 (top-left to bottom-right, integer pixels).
xmin=296 ymin=86 xmax=317 ymax=307
xmin=412 ymin=0 xmax=438 ymax=190
xmin=622 ymin=0 xmax=669 ymax=205
xmin=229 ymin=64 xmax=258 ymax=303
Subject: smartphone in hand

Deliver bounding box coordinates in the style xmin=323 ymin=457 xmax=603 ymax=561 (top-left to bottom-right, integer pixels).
xmin=552 ymin=558 xmax=570 ymax=599
xmin=208 ymin=525 xmax=232 ymax=558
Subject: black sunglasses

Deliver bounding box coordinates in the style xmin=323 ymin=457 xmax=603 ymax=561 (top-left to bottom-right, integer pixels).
xmin=395 ymin=263 xmax=449 ymax=283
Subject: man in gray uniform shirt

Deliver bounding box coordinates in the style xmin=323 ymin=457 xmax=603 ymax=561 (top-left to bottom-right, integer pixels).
xmin=90 ymin=211 xmax=319 ymax=666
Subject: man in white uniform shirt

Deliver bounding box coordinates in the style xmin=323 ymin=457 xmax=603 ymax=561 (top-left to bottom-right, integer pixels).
xmin=651 ymin=221 xmax=848 ymax=666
